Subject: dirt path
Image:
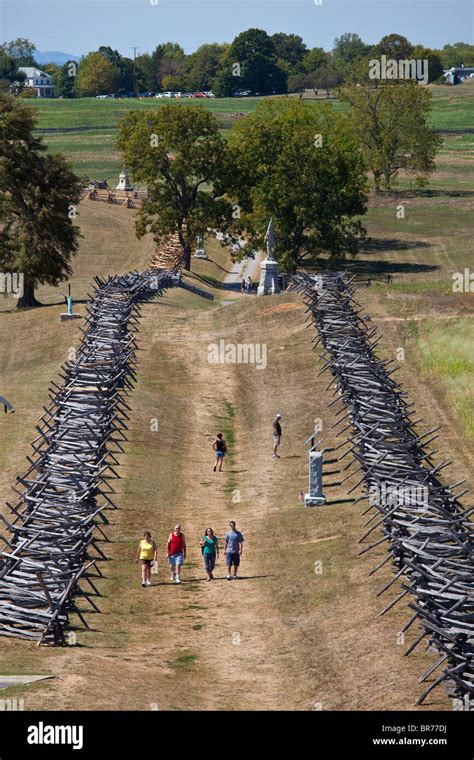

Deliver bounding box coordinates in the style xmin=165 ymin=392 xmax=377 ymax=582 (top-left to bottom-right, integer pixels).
xmin=1 ymin=289 xmax=460 ymax=712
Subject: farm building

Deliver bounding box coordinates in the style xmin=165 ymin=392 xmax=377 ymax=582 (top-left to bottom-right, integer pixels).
xmin=19 ymin=66 xmax=54 ymax=97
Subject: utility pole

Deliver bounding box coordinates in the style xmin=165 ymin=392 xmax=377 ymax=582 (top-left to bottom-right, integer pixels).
xmin=133 ymin=46 xmax=138 ymax=96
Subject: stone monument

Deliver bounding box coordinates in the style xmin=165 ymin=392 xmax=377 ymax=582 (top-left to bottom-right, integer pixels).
xmin=303 ymin=433 xmax=326 ymax=507
xmin=60 ymin=290 xmax=82 ymax=322
xmin=193 ymin=233 xmax=208 ymax=259
xmin=116 ymin=169 xmax=133 ymax=192
xmin=257 ymin=218 xmax=280 ymax=296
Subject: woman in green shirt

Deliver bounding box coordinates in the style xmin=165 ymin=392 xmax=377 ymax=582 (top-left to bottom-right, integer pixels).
xmin=200 ymin=527 xmax=219 ymax=581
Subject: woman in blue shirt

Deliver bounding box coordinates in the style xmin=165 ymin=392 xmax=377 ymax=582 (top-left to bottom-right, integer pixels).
xmin=200 ymin=527 xmax=219 ymax=581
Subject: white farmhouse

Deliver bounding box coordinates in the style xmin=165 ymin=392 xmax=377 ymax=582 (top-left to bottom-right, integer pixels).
xmin=19 ymin=67 xmax=54 ymax=97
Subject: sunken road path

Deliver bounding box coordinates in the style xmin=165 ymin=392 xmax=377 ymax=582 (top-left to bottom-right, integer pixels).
xmin=0 ymin=271 xmax=467 ymax=710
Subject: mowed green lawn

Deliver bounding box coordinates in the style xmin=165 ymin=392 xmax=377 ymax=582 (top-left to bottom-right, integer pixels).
xmin=32 ymin=85 xmax=474 ymax=180
xmin=29 ymin=82 xmax=474 ymax=130
xmin=31 ymin=95 xmax=265 ymax=129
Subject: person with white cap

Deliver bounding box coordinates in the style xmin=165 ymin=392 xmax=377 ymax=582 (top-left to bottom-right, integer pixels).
xmin=272 ymin=413 xmax=282 ymax=459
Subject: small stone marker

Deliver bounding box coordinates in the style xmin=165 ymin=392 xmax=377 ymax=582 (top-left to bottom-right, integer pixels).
xmin=194 ymin=233 xmax=208 ymax=259
xmin=257 ymin=218 xmax=280 ymax=296
xmin=303 ymin=433 xmax=326 ymax=507
xmin=60 ymin=292 xmax=82 ymax=322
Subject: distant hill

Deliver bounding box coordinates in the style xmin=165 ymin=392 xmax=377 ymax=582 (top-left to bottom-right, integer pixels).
xmin=35 ymin=51 xmax=81 ymax=65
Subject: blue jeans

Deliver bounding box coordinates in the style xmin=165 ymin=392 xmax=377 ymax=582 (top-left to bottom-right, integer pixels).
xmin=203 ymin=553 xmax=216 ymax=572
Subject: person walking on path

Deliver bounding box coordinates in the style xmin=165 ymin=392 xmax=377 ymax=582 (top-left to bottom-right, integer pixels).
xmin=247 ymin=276 xmax=253 ymax=294
xmin=167 ymin=524 xmax=186 ymax=583
xmin=241 ymin=278 xmax=246 ymax=294
xmin=225 ymin=521 xmax=244 ymax=580
xmin=200 ymin=527 xmax=219 ymax=581
xmin=272 ymin=413 xmax=282 ymax=459
xmin=213 ymin=432 xmax=227 ymax=472
xmin=135 ymin=531 xmax=158 ymax=588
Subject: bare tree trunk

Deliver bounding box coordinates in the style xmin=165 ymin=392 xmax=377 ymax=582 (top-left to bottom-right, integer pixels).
xmin=16 ymin=280 xmax=41 ymax=309
xmin=177 ymin=224 xmax=192 ymax=271
xmin=182 ymin=243 xmax=191 ymax=271
xmin=373 ymin=170 xmax=383 ymax=193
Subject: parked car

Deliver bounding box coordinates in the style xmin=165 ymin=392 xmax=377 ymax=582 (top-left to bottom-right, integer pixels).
xmin=232 ymin=90 xmax=252 ymax=97
xmin=96 ymin=94 xmax=108 ymax=99
xmin=139 ymin=92 xmax=154 ymax=98
xmin=179 ymin=92 xmax=194 ymax=98
xmin=203 ymin=91 xmax=215 ymax=98
xmin=194 ymin=92 xmax=209 ymax=98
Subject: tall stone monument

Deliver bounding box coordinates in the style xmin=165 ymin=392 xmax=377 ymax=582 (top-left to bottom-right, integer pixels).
xmin=194 ymin=233 xmax=208 ymax=259
xmin=116 ymin=169 xmax=133 ymax=192
xmin=303 ymin=433 xmax=326 ymax=507
xmin=257 ymin=218 xmax=280 ymax=296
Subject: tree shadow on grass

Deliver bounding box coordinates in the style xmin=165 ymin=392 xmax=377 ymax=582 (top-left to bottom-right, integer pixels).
xmin=199 ymin=257 xmax=234 ymax=274
xmin=306 ymin=238 xmax=440 ymax=278
xmin=360 ymin=238 xmax=432 ymax=255
xmin=388 ymin=188 xmax=474 ymax=199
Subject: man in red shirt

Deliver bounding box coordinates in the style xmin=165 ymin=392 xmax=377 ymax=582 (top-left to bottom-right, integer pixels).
xmin=167 ymin=524 xmax=186 ymax=584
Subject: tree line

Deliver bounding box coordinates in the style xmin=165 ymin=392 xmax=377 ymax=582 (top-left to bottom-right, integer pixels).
xmin=1 ymin=33 xmax=474 ymax=98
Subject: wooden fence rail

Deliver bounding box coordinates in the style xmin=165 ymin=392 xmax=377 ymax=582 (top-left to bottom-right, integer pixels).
xmin=290 ymin=271 xmax=473 ymax=705
xmin=0 ymin=269 xmax=175 ymax=645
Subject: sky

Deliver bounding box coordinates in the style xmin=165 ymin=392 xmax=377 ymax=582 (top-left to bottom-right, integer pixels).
xmin=0 ymin=0 xmax=473 ymax=58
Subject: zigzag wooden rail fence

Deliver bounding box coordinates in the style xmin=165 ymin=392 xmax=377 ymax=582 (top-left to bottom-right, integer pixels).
xmin=0 ymin=269 xmax=176 ymax=645
xmin=290 ymin=271 xmax=473 ymax=706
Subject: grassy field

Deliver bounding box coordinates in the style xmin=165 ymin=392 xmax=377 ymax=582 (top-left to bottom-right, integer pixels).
xmin=29 ymin=84 xmax=474 ymax=180
xmin=0 ymin=85 xmax=473 ymax=711
xmin=29 ymin=83 xmax=474 ymax=131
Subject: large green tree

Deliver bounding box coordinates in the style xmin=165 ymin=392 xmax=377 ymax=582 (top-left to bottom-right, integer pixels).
xmin=372 ymin=34 xmax=414 ymax=61
xmin=302 ymin=47 xmax=328 ymax=74
xmin=57 ymin=60 xmax=78 ymax=98
xmin=333 ymin=33 xmax=371 ymax=66
xmin=117 ymin=104 xmax=233 ymax=270
xmin=412 ymin=45 xmax=444 ymax=83
xmin=0 ymin=95 xmax=81 ymax=308
xmin=0 ymin=50 xmax=25 ymax=92
xmin=186 ymin=43 xmax=229 ymax=91
xmin=1 ymin=38 xmax=37 ymax=66
xmin=214 ymin=28 xmax=287 ymax=96
xmin=441 ymin=42 xmax=474 ymax=68
xmin=227 ymin=99 xmax=369 ymax=271
xmin=76 ymin=52 xmax=117 ymax=96
xmin=98 ymin=46 xmax=134 ymax=94
xmin=271 ymin=33 xmax=307 ymax=69
xmin=341 ymin=81 xmax=441 ymax=190
xmin=156 ymin=43 xmax=187 ymax=89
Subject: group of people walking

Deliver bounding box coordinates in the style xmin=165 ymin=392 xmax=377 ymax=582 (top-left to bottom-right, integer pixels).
xmin=136 ymin=522 xmax=244 ymax=586
xmin=240 ymin=276 xmax=253 ymax=294
xmin=136 ymin=415 xmax=282 ymax=587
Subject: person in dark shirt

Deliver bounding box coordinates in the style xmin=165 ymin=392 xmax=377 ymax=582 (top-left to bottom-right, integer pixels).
xmin=213 ymin=432 xmax=227 ymax=472
xmin=272 ymin=414 xmax=282 ymax=459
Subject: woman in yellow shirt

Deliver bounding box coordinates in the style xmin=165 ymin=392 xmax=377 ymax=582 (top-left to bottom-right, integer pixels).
xmin=135 ymin=531 xmax=158 ymax=588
